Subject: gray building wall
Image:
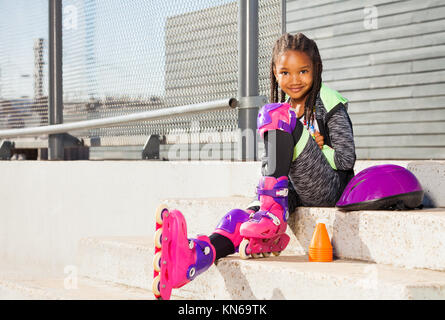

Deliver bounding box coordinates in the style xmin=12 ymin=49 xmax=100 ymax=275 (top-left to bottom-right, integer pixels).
xmin=286 ymin=0 xmax=445 ymax=160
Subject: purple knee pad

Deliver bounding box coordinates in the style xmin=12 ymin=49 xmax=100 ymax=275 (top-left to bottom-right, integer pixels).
xmin=213 ymin=209 xmax=250 ymax=248
xmin=257 ymin=103 xmax=297 ymax=138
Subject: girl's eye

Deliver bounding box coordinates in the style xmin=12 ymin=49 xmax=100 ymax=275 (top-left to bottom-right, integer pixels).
xmin=300 ymin=70 xmax=308 ymax=74
xmin=281 ymin=71 xmax=289 ymax=75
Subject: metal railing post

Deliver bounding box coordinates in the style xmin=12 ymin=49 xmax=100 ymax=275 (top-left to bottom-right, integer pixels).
xmin=238 ymin=0 xmax=266 ymax=161
xmin=48 ymin=0 xmax=64 ymax=160
xmin=281 ymin=0 xmax=287 ymax=34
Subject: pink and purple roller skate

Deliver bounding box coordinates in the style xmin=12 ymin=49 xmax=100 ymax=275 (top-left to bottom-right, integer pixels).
xmin=152 ymin=204 xmax=215 ymax=300
xmin=213 ymin=208 xmax=251 ymax=253
xmin=238 ymin=176 xmax=290 ymax=259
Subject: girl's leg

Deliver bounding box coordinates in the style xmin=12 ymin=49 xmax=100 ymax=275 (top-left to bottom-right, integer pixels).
xmin=262 ymin=129 xmax=302 ymax=212
xmin=262 ymin=120 xmax=341 ymax=207
xmin=209 ymin=208 xmax=250 ymax=260
xmin=288 ymin=128 xmax=341 ymax=207
xmin=209 ymin=233 xmax=236 ymax=260
xmin=209 ymin=129 xmax=297 ymax=260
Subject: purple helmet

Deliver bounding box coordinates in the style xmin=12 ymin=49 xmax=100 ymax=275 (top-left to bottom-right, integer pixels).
xmin=336 ymin=164 xmax=424 ymax=211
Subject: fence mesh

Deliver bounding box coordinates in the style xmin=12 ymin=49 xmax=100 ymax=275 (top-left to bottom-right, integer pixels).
xmin=0 ymin=0 xmax=49 ymax=131
xmin=0 ymin=0 xmax=283 ymax=147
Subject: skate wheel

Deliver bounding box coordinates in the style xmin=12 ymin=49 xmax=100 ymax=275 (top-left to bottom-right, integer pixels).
xmin=239 ymin=239 xmax=250 ymax=260
xmin=262 ymin=252 xmax=271 ymax=258
xmin=152 ymin=275 xmax=161 ymax=297
xmin=154 ymin=228 xmax=163 ymax=249
xmin=251 ymin=253 xmax=262 ymax=259
xmin=272 ymin=251 xmax=281 ymax=256
xmin=153 ymin=251 xmax=162 ymax=272
xmin=155 ymin=204 xmax=169 ymax=225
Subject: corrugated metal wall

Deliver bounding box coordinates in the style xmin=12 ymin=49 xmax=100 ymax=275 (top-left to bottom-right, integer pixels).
xmin=286 ymin=0 xmax=445 ymax=160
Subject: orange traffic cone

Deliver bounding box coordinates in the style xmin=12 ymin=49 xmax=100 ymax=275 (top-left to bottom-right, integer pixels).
xmin=308 ymin=220 xmax=333 ymax=262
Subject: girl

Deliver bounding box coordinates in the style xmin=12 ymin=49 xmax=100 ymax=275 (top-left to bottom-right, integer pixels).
xmin=209 ymin=32 xmax=356 ymax=260
xmin=153 ymin=33 xmax=356 ymax=300
xmin=252 ymin=32 xmax=356 ymax=211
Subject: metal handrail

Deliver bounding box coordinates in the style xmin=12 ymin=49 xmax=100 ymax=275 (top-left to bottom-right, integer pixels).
xmin=0 ymin=98 xmax=238 ymax=139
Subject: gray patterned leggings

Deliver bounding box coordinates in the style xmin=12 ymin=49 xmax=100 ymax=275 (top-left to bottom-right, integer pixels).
xmin=263 ymin=123 xmax=342 ymax=209
xmin=210 ymin=123 xmax=344 ymax=260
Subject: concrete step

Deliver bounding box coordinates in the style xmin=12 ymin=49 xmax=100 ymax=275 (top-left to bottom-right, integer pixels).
xmin=160 ymin=198 xmax=445 ymax=271
xmin=0 ymin=263 xmax=157 ymax=300
xmin=290 ymin=206 xmax=445 ymax=272
xmin=76 ymin=236 xmax=155 ymax=290
xmin=76 ymin=236 xmax=445 ymax=300
xmin=0 ymin=277 xmax=156 ymax=300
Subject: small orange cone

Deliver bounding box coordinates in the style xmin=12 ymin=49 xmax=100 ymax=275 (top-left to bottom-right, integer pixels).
xmin=308 ymin=220 xmax=333 ymax=262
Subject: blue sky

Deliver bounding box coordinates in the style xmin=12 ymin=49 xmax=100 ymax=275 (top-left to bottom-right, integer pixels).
xmin=0 ymin=0 xmax=234 ymax=100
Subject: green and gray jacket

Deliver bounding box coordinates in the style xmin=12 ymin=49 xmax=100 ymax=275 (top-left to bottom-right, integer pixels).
xmin=250 ymin=83 xmax=356 ymax=211
xmin=288 ymin=83 xmax=356 ymax=188
xmin=311 ymin=83 xmax=356 ymax=189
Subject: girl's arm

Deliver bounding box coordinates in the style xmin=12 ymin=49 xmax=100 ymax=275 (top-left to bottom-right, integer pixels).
xmin=325 ymin=105 xmax=356 ymax=171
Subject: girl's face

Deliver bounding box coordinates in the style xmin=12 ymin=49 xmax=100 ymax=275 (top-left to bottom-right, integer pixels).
xmin=273 ymin=50 xmax=314 ymax=107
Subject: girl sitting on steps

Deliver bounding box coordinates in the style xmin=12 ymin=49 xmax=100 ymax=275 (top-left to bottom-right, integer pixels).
xmin=153 ymin=32 xmax=356 ymax=300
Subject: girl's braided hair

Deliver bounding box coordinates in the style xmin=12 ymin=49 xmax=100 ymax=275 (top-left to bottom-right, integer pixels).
xmin=270 ymin=33 xmax=323 ymax=126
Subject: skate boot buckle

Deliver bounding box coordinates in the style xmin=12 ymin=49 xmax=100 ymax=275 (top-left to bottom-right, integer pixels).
xmin=266 ymin=212 xmax=281 ymax=226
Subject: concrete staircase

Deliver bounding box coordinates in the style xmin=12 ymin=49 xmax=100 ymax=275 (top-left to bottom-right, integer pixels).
xmin=4 ymin=200 xmax=445 ymax=300
xmin=0 ymin=260 xmax=155 ymax=300
xmin=1 ymin=160 xmax=445 ymax=299
xmin=72 ymin=199 xmax=445 ymax=300
xmin=0 ymin=272 xmax=154 ymax=300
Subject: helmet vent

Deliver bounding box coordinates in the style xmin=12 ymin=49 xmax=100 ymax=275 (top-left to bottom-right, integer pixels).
xmin=351 ymin=179 xmax=366 ymax=191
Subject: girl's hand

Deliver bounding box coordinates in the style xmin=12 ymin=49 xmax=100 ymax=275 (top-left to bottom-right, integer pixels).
xmin=314 ymin=131 xmax=324 ymax=150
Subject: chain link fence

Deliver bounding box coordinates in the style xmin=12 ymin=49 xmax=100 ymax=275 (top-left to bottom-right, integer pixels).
xmin=0 ymin=0 xmax=283 ymax=155
xmin=0 ymin=0 xmax=49 ymax=131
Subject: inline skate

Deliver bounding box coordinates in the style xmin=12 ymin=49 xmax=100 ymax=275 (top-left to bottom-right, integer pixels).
xmin=152 ymin=204 xmax=215 ymax=300
xmin=238 ymin=176 xmax=290 ymax=259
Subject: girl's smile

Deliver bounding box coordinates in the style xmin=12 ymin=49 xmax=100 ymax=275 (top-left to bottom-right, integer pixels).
xmin=273 ymin=50 xmax=314 ymax=114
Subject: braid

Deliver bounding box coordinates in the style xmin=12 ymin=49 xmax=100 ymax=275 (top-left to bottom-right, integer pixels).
xmin=270 ymin=59 xmax=278 ymax=103
xmin=270 ymin=38 xmax=287 ymax=103
xmin=270 ymin=32 xmax=323 ymax=126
